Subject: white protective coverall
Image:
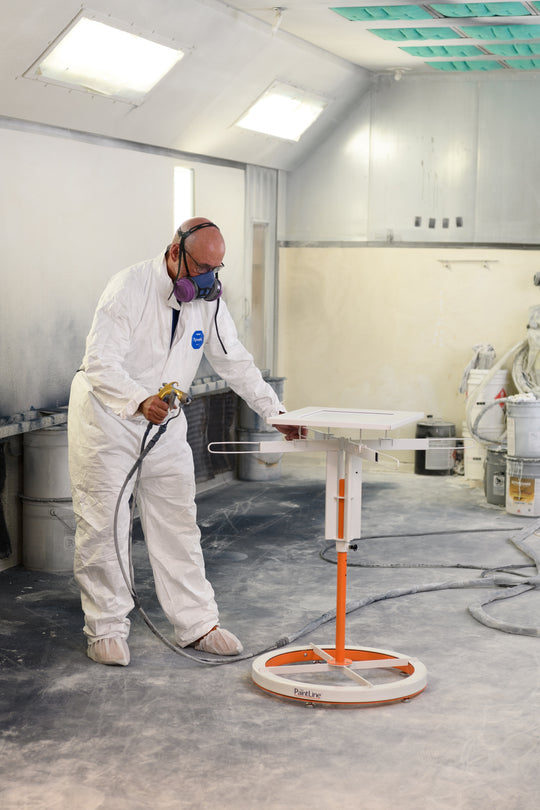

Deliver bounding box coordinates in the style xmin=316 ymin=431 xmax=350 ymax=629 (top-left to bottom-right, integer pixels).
xmin=68 ymin=252 xmax=282 ymax=646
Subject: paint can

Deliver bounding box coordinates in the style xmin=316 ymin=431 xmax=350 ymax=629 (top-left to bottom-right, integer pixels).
xmin=21 ymin=496 xmax=75 ymax=572
xmin=505 ymin=456 xmax=540 ymax=516
xmin=238 ymin=378 xmax=285 ymax=431
xmin=462 ymin=422 xmax=487 ymax=482
xmin=414 ymin=416 xmax=456 ymax=476
xmin=236 ymin=428 xmax=283 ymax=481
xmin=23 ymin=425 xmax=71 ymax=499
xmin=22 ymin=425 xmax=74 ymax=571
xmin=483 ymin=446 xmax=506 ymax=506
xmin=466 ymin=368 xmax=508 ymax=439
xmin=507 ymin=399 xmax=540 ymax=458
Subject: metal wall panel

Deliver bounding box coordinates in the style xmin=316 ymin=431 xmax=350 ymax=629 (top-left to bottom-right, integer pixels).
xmin=285 ymin=75 xmax=540 ymax=246
xmin=244 ymin=166 xmax=278 ymax=371
xmin=368 ymin=77 xmax=478 ymax=243
xmin=285 ymin=91 xmax=371 ymax=242
xmin=475 ymin=81 xmax=540 ymax=243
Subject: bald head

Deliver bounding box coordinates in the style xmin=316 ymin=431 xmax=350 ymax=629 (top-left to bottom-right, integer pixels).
xmin=173 ymin=217 xmax=225 ymax=257
xmin=167 ymin=217 xmax=225 ymax=282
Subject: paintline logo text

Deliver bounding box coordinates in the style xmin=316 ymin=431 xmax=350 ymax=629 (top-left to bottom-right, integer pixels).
xmin=294 ymin=687 xmax=322 ymax=700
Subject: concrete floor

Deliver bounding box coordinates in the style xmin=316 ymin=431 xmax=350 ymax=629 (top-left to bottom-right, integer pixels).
xmin=1 ymin=455 xmax=540 ymax=810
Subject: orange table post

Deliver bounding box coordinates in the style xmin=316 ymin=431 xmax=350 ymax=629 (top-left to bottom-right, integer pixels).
xmin=334 ymin=478 xmax=348 ymax=665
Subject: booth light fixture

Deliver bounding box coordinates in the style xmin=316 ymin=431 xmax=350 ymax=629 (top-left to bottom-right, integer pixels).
xmin=25 ymin=16 xmax=183 ymax=104
xmin=235 ymin=83 xmax=327 ymax=142
xmin=174 ymin=167 xmax=195 ymax=230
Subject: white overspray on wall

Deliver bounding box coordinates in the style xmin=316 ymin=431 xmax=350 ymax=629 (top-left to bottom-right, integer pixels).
xmin=0 ymin=125 xmax=246 ymax=417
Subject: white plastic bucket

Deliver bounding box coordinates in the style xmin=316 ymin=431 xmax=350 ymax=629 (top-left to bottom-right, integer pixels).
xmin=466 ymin=369 xmax=508 ymax=437
xmin=505 ymin=456 xmax=540 ymax=516
xmin=462 ymin=422 xmax=486 ymax=481
xmin=507 ymin=400 xmax=540 ymax=458
xmin=23 ymin=426 xmax=71 ymax=499
xmin=21 ymin=496 xmax=75 ymax=572
xmin=237 ymin=428 xmax=283 ymax=481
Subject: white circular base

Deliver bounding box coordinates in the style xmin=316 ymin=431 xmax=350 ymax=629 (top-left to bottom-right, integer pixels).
xmin=252 ymin=644 xmax=427 ymax=706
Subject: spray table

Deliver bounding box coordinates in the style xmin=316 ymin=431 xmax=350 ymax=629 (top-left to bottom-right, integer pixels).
xmin=244 ymin=406 xmax=430 ymax=706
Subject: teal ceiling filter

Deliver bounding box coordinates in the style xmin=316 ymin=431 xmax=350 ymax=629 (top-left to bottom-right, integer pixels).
xmin=484 ymin=42 xmax=540 ymax=54
xmin=331 ymin=2 xmax=540 ymax=73
xmin=427 ymin=59 xmax=505 ymax=70
xmin=400 ymin=44 xmax=484 ymax=56
xmin=370 ymin=26 xmax=461 ymax=40
xmin=506 ymin=57 xmax=540 ymax=67
xmin=331 ymin=6 xmax=433 ymax=21
xmin=431 ymin=3 xmax=530 ymax=17
xmin=461 ymin=24 xmax=540 ymax=37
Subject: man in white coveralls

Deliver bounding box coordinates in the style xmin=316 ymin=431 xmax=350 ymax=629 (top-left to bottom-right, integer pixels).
xmin=68 ymin=217 xmax=300 ymax=666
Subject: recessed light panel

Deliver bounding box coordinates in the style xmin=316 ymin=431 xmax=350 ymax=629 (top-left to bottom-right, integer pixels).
xmin=235 ymin=83 xmax=327 ymax=142
xmin=26 ymin=16 xmax=183 ymax=104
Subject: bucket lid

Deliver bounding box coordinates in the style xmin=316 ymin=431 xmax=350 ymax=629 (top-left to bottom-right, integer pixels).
xmin=486 ymin=445 xmax=507 ymax=457
xmin=19 ymin=494 xmax=72 ymax=503
xmin=417 ymin=415 xmax=454 ymax=428
xmin=507 ymin=397 xmax=540 ymax=411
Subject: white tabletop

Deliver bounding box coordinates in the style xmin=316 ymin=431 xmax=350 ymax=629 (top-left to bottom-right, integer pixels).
xmin=268 ymin=407 xmax=424 ymax=432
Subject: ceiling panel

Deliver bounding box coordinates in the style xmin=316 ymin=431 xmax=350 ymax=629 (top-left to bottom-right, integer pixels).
xmin=0 ymin=0 xmax=368 ymax=171
xmin=227 ymin=1 xmax=540 ymax=73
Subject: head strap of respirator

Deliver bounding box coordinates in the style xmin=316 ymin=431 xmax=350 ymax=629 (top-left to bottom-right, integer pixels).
xmin=168 ymin=222 xmax=223 ymax=304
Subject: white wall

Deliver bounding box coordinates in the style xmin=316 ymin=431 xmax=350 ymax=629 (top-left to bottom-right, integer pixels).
xmin=286 ymin=75 xmax=540 ymax=244
xmin=0 ymin=124 xmax=246 ymax=417
xmin=277 ymin=245 xmax=540 ymax=467
xmin=280 ymin=74 xmax=540 ymax=471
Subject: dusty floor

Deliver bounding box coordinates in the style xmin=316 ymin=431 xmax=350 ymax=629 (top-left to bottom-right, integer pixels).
xmin=1 ymin=456 xmax=540 ymax=810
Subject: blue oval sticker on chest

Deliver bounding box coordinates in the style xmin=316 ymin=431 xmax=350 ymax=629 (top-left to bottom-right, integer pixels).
xmin=191 ymin=330 xmax=204 ymax=349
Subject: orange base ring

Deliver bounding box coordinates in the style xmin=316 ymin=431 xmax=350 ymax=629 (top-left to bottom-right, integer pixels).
xmin=252 ymin=644 xmax=427 ymax=706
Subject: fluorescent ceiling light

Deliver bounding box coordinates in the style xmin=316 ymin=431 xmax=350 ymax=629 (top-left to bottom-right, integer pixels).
xmin=174 ymin=167 xmax=195 ymax=229
xmin=235 ymin=83 xmax=327 ymax=142
xmin=27 ymin=16 xmax=183 ymax=104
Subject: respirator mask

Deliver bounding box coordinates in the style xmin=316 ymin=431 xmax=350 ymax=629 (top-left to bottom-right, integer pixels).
xmin=169 ymin=222 xmax=223 ymax=304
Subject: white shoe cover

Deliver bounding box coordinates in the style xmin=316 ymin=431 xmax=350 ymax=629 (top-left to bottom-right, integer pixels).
xmin=87 ymin=637 xmax=130 ymax=666
xmin=193 ymin=627 xmax=243 ymax=656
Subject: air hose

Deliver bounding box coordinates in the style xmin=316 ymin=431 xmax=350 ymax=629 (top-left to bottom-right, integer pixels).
xmin=116 ymin=386 xmax=540 ymax=663
xmin=319 ymin=520 xmax=540 ymax=637
xmin=465 ymin=306 xmax=540 ymax=447
xmin=113 ymin=385 xmax=288 ymax=666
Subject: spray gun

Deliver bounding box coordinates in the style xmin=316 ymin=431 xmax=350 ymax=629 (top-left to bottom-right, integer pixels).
xmin=158 ymin=382 xmax=192 ymax=410
xmin=136 ymin=383 xmax=191 ymax=455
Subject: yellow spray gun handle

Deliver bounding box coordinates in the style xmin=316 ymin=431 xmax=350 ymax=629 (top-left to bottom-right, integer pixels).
xmin=158 ymin=382 xmax=192 ymax=408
